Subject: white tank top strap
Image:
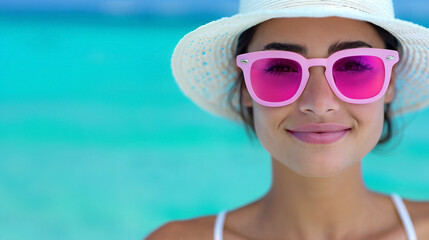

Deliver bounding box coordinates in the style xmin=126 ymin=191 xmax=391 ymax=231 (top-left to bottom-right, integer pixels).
xmin=391 ymin=193 xmax=418 ymax=240
xmin=214 ymin=210 xmax=227 ymax=240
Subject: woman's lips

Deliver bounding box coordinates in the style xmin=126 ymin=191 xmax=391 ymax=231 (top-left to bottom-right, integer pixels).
xmin=287 ymin=123 xmax=351 ymax=144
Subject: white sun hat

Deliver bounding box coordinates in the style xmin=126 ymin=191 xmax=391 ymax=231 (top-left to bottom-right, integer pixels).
xmin=171 ymin=0 xmax=429 ymax=121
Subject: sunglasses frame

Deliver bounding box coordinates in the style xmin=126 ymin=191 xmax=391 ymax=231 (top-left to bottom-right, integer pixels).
xmin=236 ymin=48 xmax=399 ymax=107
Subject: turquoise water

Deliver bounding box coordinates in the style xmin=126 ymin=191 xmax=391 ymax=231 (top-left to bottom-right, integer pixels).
xmin=0 ymin=14 xmax=428 ymax=240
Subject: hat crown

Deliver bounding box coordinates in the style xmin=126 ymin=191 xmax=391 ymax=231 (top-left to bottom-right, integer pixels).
xmin=239 ymin=0 xmax=395 ymax=18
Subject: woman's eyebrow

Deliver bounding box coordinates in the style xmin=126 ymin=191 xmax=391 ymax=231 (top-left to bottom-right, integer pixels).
xmin=328 ymin=41 xmax=373 ymax=54
xmin=262 ymin=41 xmax=373 ymax=55
xmin=263 ymin=42 xmax=307 ymax=54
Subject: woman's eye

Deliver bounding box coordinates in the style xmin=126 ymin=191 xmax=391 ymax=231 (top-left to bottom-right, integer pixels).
xmin=265 ymin=61 xmax=299 ymax=74
xmin=336 ymin=61 xmax=372 ymax=72
xmin=267 ymin=65 xmax=296 ymax=72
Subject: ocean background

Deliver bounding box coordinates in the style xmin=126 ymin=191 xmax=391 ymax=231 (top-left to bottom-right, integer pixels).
xmin=0 ymin=1 xmax=428 ymax=239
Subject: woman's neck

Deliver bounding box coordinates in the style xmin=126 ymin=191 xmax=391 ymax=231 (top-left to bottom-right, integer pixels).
xmin=246 ymin=159 xmax=397 ymax=240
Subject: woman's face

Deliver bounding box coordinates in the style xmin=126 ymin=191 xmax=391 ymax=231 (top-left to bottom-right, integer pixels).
xmin=244 ymin=17 xmax=395 ymax=177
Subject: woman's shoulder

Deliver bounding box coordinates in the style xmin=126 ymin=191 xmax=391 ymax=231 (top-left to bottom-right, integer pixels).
xmin=403 ymin=198 xmax=429 ymax=239
xmin=145 ymin=215 xmax=217 ymax=240
xmin=403 ymin=198 xmax=429 ymax=216
xmin=145 ymin=212 xmax=247 ymax=240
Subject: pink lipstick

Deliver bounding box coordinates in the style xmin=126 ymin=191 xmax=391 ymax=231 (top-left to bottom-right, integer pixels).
xmin=287 ymin=123 xmax=351 ymax=144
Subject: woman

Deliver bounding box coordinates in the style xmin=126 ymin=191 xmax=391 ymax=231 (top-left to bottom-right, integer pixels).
xmin=148 ymin=0 xmax=429 ymax=239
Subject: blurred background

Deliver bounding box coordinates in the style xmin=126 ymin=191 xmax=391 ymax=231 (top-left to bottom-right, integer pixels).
xmin=0 ymin=0 xmax=428 ymax=239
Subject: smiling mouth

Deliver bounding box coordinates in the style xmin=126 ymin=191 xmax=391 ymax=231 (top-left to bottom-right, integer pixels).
xmin=287 ymin=129 xmax=351 ymax=144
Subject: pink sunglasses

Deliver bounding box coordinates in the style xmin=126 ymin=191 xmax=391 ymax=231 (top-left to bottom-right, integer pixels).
xmin=236 ymin=48 xmax=399 ymax=107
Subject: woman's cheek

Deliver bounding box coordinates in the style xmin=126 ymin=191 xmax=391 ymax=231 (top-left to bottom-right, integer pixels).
xmin=352 ymin=102 xmax=385 ymax=153
xmin=253 ymin=104 xmax=295 ymax=159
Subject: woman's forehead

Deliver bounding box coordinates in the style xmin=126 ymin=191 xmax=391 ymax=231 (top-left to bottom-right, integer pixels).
xmin=248 ymin=17 xmax=385 ymax=55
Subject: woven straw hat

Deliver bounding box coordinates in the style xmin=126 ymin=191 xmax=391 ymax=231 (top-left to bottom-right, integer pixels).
xmin=171 ymin=0 xmax=429 ymax=121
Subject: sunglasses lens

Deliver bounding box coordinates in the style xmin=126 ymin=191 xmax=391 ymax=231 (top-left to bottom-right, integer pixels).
xmin=251 ymin=58 xmax=302 ymax=102
xmin=333 ymin=56 xmax=385 ymax=99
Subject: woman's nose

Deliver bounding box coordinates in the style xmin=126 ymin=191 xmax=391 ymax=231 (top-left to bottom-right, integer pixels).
xmin=297 ymin=67 xmax=340 ymax=115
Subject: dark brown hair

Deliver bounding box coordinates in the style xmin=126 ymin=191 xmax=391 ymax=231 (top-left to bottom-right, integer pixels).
xmin=227 ymin=21 xmax=401 ymax=145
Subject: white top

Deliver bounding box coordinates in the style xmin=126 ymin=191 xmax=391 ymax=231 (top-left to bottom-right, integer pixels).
xmin=214 ymin=193 xmax=417 ymax=240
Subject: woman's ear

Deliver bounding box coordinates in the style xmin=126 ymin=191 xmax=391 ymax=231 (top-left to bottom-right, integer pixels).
xmin=241 ymin=85 xmax=253 ymax=107
xmin=384 ymin=65 xmax=396 ymax=104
